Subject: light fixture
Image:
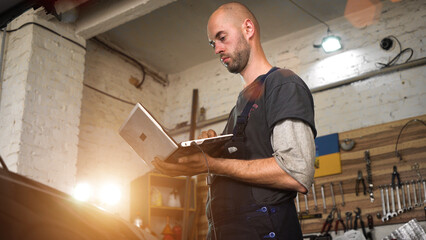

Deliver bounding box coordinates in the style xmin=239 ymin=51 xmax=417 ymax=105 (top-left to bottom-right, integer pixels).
xmin=288 ymin=1 xmax=343 ymax=53
xmin=314 ymin=34 xmax=342 ymax=53
xmin=313 ymin=29 xmax=343 ymax=53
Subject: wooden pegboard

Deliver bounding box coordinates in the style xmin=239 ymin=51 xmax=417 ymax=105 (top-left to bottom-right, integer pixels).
xmin=300 ymin=115 xmax=426 ymax=233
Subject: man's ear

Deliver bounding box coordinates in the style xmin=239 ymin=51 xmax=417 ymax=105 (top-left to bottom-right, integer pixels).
xmin=242 ymin=19 xmax=255 ymax=40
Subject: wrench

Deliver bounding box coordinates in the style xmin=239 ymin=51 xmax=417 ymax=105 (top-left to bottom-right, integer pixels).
xmin=304 ymin=194 xmax=309 ymax=213
xmin=423 ymin=180 xmax=426 ymax=204
xmin=385 ymin=185 xmax=392 ymax=219
xmin=401 ymin=182 xmax=407 ymax=212
xmin=390 ymin=186 xmax=397 ymax=217
xmin=339 ymin=181 xmax=345 ymax=206
xmin=312 ymin=183 xmax=318 ymax=211
xmin=321 ymin=185 xmax=327 ymax=213
xmin=296 ymin=192 xmax=300 ymax=213
xmin=407 ymin=181 xmax=413 ymax=210
xmin=330 ymin=182 xmax=336 ymax=209
xmin=396 ymin=185 xmax=403 ymax=214
xmin=417 ymin=180 xmax=423 ymax=206
xmin=412 ymin=180 xmax=419 ymax=207
xmin=345 ymin=212 xmax=353 ymax=230
xmin=379 ymin=186 xmax=388 ymax=222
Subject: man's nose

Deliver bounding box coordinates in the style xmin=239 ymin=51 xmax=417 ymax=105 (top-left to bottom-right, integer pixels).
xmin=214 ymin=42 xmax=224 ymax=54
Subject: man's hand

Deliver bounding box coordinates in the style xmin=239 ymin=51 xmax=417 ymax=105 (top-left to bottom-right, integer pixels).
xmin=151 ymin=153 xmax=211 ymax=177
xmin=198 ymin=129 xmax=217 ymax=139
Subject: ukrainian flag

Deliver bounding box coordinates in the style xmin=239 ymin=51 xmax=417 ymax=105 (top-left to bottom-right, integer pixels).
xmin=314 ymin=133 xmax=342 ymax=178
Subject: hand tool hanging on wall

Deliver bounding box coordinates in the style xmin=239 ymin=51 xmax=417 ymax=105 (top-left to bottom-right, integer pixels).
xmin=391 ymin=166 xmax=403 ymax=214
xmin=298 ymin=213 xmax=322 ymax=220
xmin=417 ymin=180 xmax=423 ymax=206
xmin=423 ymin=180 xmax=426 ymax=204
xmin=390 ymin=185 xmax=398 ymax=217
xmin=355 ymin=170 xmax=367 ymax=196
xmin=312 ymin=183 xmax=318 ymax=211
xmin=396 ymin=184 xmax=403 ymax=214
xmin=296 ymin=192 xmax=300 ymax=214
xmin=330 ymin=182 xmax=336 ymax=209
xmin=345 ymin=212 xmax=353 ymax=230
xmin=321 ymin=185 xmax=327 ymax=213
xmin=401 ymin=180 xmax=407 ymax=212
xmin=366 ymin=214 xmax=374 ymax=240
xmin=334 ymin=208 xmax=346 ymax=234
xmin=412 ymin=180 xmax=419 ymax=207
xmin=385 ymin=185 xmax=393 ymax=219
xmin=320 ymin=209 xmax=335 ymax=236
xmin=304 ymin=193 xmax=309 ymax=213
xmin=406 ymin=181 xmax=413 ymax=210
xmin=353 ymin=208 xmax=367 ymax=239
xmin=379 ymin=186 xmax=388 ymax=222
xmin=339 ymin=181 xmax=345 ymax=206
xmin=412 ymin=162 xmax=422 ymax=179
xmin=364 ymin=150 xmax=374 ymax=202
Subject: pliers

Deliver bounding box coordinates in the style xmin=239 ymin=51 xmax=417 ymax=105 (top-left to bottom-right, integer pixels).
xmin=321 ymin=208 xmax=335 ymax=235
xmin=391 ymin=165 xmax=401 ymax=188
xmin=354 ymin=208 xmax=367 ymax=239
xmin=334 ymin=208 xmax=346 ymax=234
xmin=355 ymin=170 xmax=367 ymax=196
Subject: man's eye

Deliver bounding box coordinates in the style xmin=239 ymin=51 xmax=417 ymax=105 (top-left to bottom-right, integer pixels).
xmin=220 ymin=36 xmax=226 ymax=42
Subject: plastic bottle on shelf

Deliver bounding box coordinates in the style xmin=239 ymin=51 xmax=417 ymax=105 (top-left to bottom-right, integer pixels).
xmin=133 ymin=212 xmax=143 ymax=228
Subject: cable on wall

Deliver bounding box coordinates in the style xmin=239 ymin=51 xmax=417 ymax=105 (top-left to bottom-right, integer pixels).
xmin=394 ymin=119 xmax=426 ymax=161
xmin=1 ymin=21 xmax=86 ymax=50
xmin=0 ymin=21 xmax=139 ymax=108
xmin=83 ymin=83 xmax=136 ymax=106
xmin=376 ymin=35 xmax=414 ymax=69
xmin=92 ymin=37 xmax=168 ymax=87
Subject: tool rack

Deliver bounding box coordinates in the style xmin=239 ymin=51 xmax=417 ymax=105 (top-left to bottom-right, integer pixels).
xmin=299 ymin=114 xmax=426 ymax=234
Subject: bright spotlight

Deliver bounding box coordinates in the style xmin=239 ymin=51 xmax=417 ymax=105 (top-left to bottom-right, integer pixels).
xmin=321 ymin=36 xmax=342 ymax=53
xmin=99 ymin=183 xmax=122 ymax=206
xmin=73 ymin=182 xmax=92 ymax=202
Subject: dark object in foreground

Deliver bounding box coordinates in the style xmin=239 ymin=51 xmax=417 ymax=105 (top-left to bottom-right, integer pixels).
xmin=0 ymin=160 xmax=144 ymax=240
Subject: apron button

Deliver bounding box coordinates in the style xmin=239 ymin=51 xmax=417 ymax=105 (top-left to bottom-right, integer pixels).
xmin=261 ymin=206 xmax=268 ymax=213
xmin=269 ymin=232 xmax=276 ymax=238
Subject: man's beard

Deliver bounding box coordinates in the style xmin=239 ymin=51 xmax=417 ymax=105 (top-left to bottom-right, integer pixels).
xmin=222 ymin=35 xmax=250 ymax=74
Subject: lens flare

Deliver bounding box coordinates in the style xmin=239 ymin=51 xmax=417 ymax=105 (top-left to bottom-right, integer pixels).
xmin=99 ymin=183 xmax=122 ymax=206
xmin=73 ymin=182 xmax=92 ymax=202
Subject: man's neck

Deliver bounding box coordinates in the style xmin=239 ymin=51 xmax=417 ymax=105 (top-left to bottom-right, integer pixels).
xmin=240 ymin=59 xmax=273 ymax=87
xmin=238 ymin=44 xmax=273 ymax=87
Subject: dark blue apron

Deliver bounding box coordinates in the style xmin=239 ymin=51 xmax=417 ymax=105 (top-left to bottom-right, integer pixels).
xmin=206 ymin=68 xmax=302 ymax=240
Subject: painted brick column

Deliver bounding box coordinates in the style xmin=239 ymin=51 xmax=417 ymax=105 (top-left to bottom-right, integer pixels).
xmin=0 ymin=9 xmax=86 ymax=193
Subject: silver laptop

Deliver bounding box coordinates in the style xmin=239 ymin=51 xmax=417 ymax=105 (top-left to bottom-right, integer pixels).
xmin=119 ymin=103 xmax=233 ymax=169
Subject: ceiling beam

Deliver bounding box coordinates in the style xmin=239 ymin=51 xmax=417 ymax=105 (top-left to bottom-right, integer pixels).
xmin=75 ymin=0 xmax=176 ymax=39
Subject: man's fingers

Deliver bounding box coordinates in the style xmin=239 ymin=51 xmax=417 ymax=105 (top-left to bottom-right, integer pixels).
xmin=198 ymin=131 xmax=208 ymax=139
xmin=198 ymin=129 xmax=217 ymax=139
xmin=207 ymin=129 xmax=217 ymax=138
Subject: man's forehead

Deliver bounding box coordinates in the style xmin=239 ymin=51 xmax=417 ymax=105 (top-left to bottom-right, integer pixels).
xmin=207 ymin=11 xmax=235 ymax=40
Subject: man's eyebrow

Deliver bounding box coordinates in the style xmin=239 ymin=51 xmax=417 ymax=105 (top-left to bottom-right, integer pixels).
xmin=215 ymin=31 xmax=224 ymax=39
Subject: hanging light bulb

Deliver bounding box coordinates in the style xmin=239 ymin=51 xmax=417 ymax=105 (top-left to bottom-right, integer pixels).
xmin=321 ymin=35 xmax=342 ymax=53
xmin=314 ymin=28 xmax=343 ymax=53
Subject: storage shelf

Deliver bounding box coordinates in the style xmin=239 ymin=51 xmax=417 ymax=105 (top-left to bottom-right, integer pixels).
xmin=130 ymin=172 xmax=196 ymax=236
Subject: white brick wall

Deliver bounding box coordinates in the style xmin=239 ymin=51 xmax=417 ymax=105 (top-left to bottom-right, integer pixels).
xmin=0 ymin=9 xmax=86 ymax=193
xmin=77 ymin=40 xmax=168 ymax=219
xmin=166 ymin=0 xmax=426 ymax=138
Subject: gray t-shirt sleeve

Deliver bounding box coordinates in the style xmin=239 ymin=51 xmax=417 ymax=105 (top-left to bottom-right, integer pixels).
xmin=271 ymin=119 xmax=315 ymax=192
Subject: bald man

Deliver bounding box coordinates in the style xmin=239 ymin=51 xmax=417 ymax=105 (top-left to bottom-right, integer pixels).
xmin=152 ymin=2 xmax=316 ymax=239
